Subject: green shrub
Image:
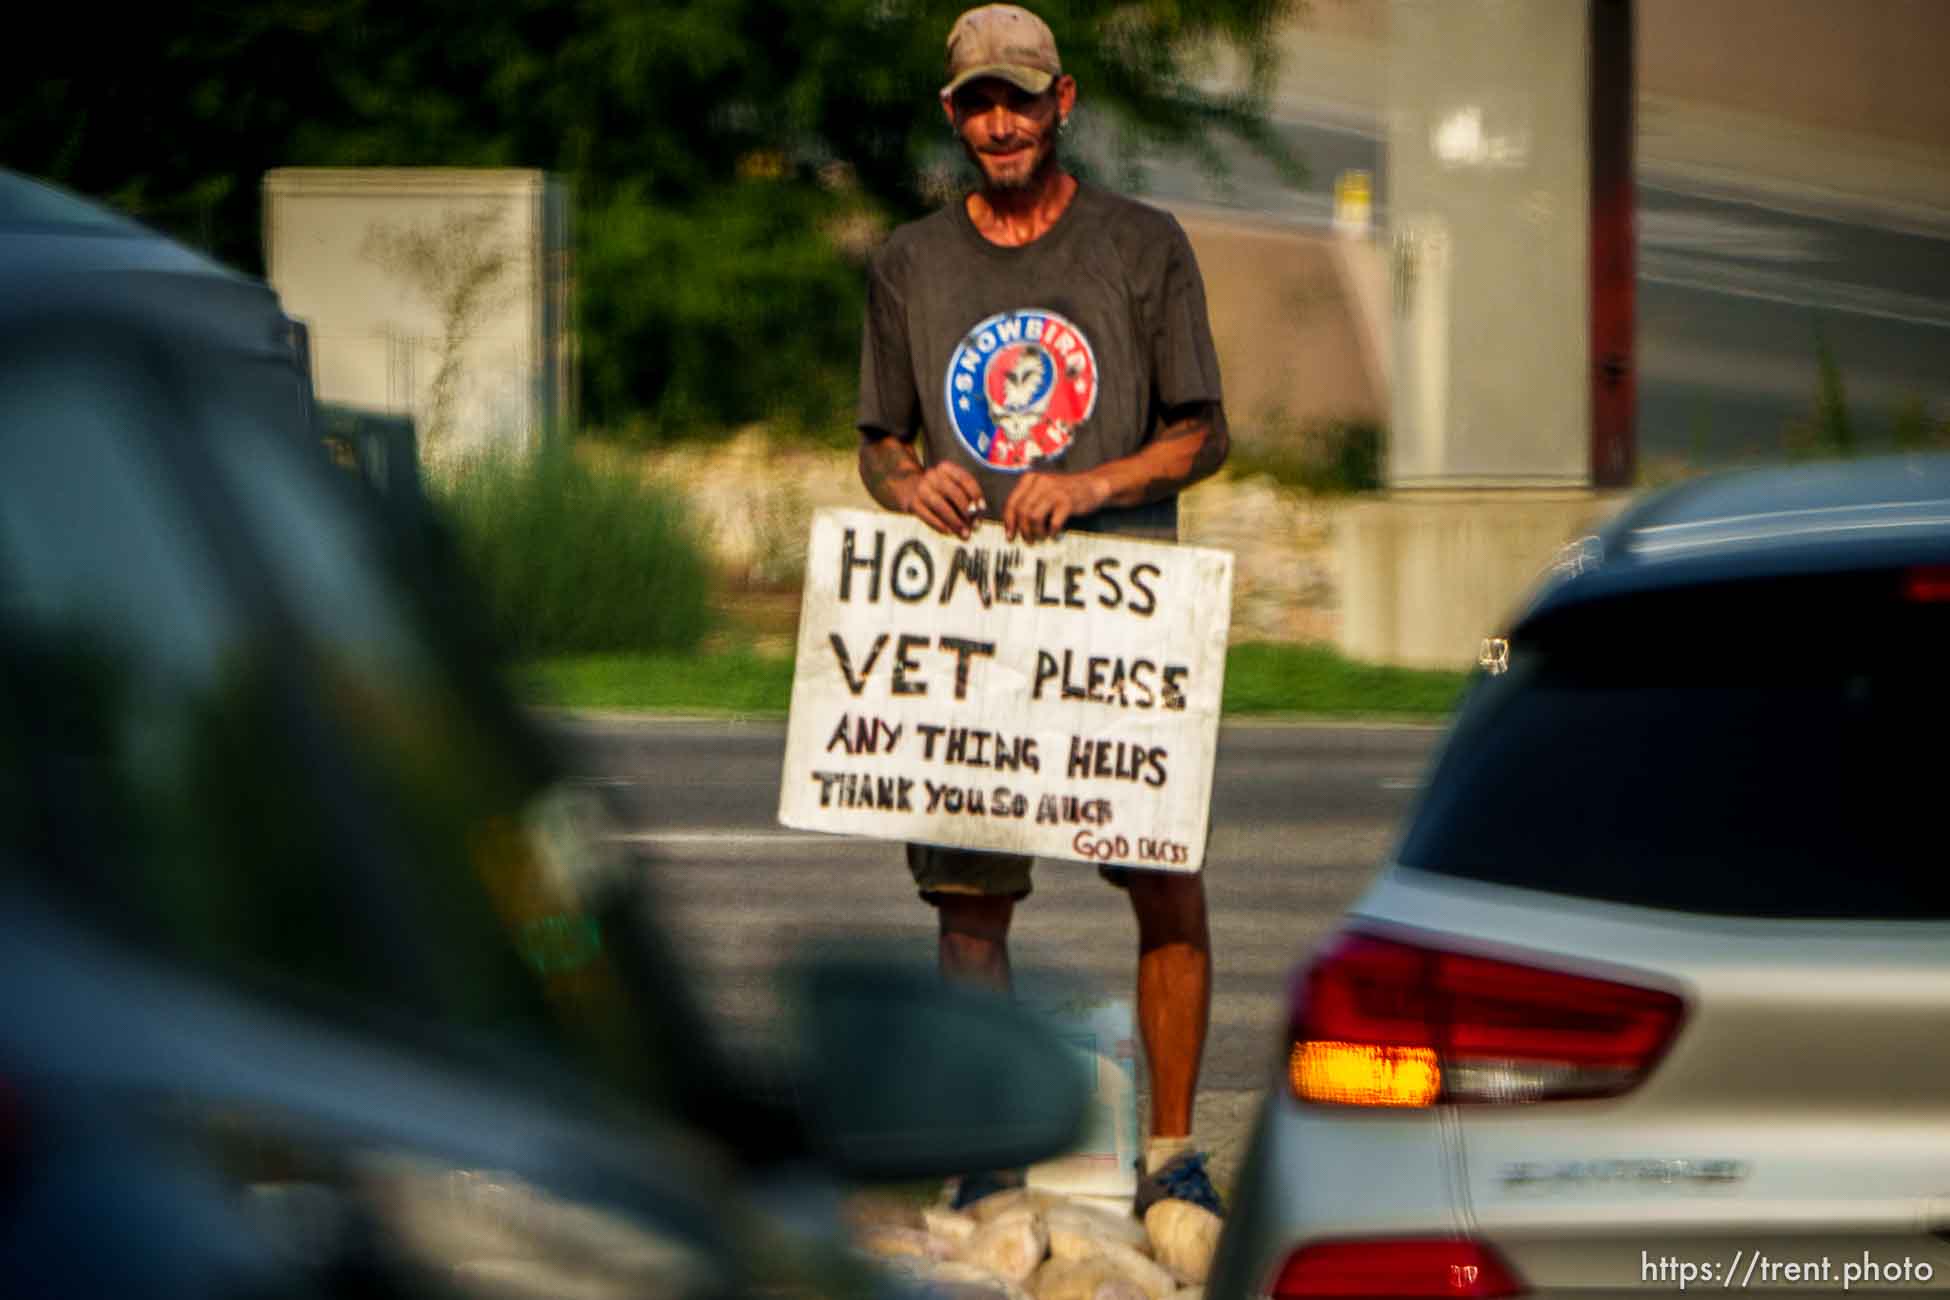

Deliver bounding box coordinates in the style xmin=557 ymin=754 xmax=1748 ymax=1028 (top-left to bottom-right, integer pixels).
xmin=1890 ymin=395 xmax=1950 ymax=452
xmin=1783 ymin=326 xmax=1855 ymax=461
xmin=1223 ymin=642 xmax=1467 ymax=716
xmin=1781 ymin=325 xmax=1950 ymax=461
xmin=1228 ymin=416 xmax=1385 ymax=495
xmin=434 ymin=445 xmax=711 ymax=657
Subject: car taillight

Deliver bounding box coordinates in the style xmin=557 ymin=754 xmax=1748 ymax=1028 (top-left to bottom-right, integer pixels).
xmin=1903 ymin=565 xmax=1950 ymax=602
xmin=1287 ymin=929 xmax=1683 ymax=1106
xmin=1271 ymin=1239 xmax=1525 ymax=1298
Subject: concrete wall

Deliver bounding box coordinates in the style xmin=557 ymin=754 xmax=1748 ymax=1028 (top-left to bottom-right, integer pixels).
xmin=634 ymin=429 xmax=1633 ymax=666
xmin=1337 ymin=490 xmax=1628 ymax=668
xmin=627 ymin=430 xmax=1349 ymax=647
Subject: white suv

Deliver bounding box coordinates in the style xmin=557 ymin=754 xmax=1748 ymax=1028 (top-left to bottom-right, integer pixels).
xmin=1211 ymin=455 xmax=1950 ymax=1300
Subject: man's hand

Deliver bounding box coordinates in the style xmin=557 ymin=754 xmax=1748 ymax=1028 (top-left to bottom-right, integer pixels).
xmin=1001 ymin=470 xmax=1111 ymax=542
xmin=859 ymin=436 xmax=986 ymax=539
xmin=903 ymin=462 xmax=988 ymax=539
xmin=999 ymin=405 xmax=1229 ymax=541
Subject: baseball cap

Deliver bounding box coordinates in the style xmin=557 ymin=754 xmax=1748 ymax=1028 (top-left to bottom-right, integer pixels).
xmin=941 ymin=4 xmax=1062 ymax=99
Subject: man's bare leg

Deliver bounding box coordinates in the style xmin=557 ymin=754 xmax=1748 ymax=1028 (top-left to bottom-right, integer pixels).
xmin=935 ymin=893 xmax=1023 ymax=1206
xmin=936 ymin=894 xmax=1015 ymax=995
xmin=1126 ymin=870 xmax=1211 ymax=1140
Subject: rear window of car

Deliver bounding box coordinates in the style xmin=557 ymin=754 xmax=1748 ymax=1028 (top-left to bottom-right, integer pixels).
xmin=1398 ymin=572 xmax=1948 ymax=918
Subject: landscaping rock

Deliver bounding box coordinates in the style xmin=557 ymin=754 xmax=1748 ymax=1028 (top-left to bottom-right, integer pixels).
xmin=1046 ymin=1204 xmax=1152 ymax=1260
xmin=925 ymin=1260 xmax=1036 ymax=1300
xmin=1046 ymin=1222 xmax=1104 ymax=1264
xmin=967 ymin=1188 xmax=1065 ymax=1223
xmin=1143 ymin=1202 xmax=1222 ymax=1285
xmin=924 ymin=1207 xmax=980 ymax=1245
xmin=1029 ymin=1257 xmax=1151 ymax=1300
xmin=1092 ymin=1239 xmax=1179 ymax=1300
xmin=1030 ymin=1257 xmax=1110 ymax=1300
xmin=846 ymin=1171 xmax=1221 ymax=1300
xmin=862 ymin=1225 xmax=953 ymax=1262
xmin=882 ymin=1256 xmax=1032 ymax=1300
xmin=960 ymin=1213 xmax=1050 ymax=1286
xmin=843 ymin=1191 xmax=925 ymax=1233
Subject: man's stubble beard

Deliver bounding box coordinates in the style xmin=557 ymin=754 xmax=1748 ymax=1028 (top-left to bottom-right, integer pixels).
xmin=966 ymin=136 xmax=1060 ymax=195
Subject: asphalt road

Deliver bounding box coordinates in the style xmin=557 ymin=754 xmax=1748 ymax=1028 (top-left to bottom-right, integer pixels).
xmin=1109 ymin=112 xmax=1950 ymax=465
xmin=544 ymin=714 xmax=1443 ymax=1191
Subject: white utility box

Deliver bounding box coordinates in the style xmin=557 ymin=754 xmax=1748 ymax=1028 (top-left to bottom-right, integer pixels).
xmin=264 ymin=168 xmax=573 ymax=466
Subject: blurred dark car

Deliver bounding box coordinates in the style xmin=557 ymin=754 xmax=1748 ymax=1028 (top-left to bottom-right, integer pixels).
xmin=318 ymin=403 xmax=425 ymax=512
xmin=1212 ymin=454 xmax=1950 ymax=1300
xmin=0 ymin=170 xmax=1087 ymax=1299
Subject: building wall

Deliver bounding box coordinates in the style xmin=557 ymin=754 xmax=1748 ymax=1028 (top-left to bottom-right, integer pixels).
xmin=1289 ymin=0 xmax=1950 ymax=153
xmin=1170 ymin=210 xmax=1384 ymax=439
xmin=1639 ymin=0 xmax=1950 ymax=148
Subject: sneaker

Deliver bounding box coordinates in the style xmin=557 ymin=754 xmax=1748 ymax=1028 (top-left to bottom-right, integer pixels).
xmin=946 ymin=1168 xmax=1024 ymax=1212
xmin=1133 ymin=1150 xmax=1223 ymax=1217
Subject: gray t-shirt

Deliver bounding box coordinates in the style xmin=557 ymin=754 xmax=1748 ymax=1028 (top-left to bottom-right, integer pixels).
xmin=857 ymin=182 xmax=1223 ymax=539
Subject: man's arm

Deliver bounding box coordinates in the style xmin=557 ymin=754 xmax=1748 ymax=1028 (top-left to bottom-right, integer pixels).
xmin=859 ymin=434 xmax=988 ymax=541
xmin=858 ymin=434 xmax=922 ymax=513
xmin=1000 ymin=401 xmax=1229 ymax=542
xmin=856 ymin=241 xmax=990 ymax=541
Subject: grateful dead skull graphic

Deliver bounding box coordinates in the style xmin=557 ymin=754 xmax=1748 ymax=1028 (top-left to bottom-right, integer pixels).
xmin=945 ymin=309 xmax=1098 ymax=471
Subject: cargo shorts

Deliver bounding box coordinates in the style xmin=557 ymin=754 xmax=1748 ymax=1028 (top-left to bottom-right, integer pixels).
xmin=906 ymin=843 xmax=1133 ymax=904
xmin=902 ymin=510 xmax=1171 ymax=905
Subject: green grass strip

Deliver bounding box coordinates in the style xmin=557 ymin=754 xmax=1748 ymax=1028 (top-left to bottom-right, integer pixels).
xmin=519 ymin=642 xmax=1468 ymax=720
xmin=1221 ymin=642 xmax=1468 ymax=717
xmin=516 ymin=652 xmax=798 ymax=716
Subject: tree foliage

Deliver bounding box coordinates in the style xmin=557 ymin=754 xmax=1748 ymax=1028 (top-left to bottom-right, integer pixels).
xmin=11 ymin=0 xmax=1297 ymax=436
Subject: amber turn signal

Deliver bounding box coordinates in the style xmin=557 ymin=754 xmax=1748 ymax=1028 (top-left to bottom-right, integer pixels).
xmin=1289 ymin=1039 xmax=1441 ymax=1108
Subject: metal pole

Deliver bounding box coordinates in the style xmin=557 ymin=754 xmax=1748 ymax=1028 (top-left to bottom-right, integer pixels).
xmin=1590 ymin=0 xmax=1637 ymax=488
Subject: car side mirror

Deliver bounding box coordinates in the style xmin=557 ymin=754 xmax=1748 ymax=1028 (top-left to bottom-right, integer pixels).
xmin=793 ymin=958 xmax=1090 ymax=1182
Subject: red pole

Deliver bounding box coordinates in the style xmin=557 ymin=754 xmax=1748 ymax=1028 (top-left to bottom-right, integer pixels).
xmin=1590 ymin=0 xmax=1637 ymax=488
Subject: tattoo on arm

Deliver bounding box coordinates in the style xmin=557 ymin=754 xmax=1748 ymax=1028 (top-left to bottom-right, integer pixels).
xmin=860 ymin=436 xmax=923 ymax=511
xmin=1122 ymin=405 xmax=1230 ymax=506
xmin=1171 ymin=410 xmax=1231 ymax=482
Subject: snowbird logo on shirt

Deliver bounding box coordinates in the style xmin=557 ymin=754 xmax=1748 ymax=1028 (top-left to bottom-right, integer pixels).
xmin=944 ymin=309 xmax=1099 ymax=471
